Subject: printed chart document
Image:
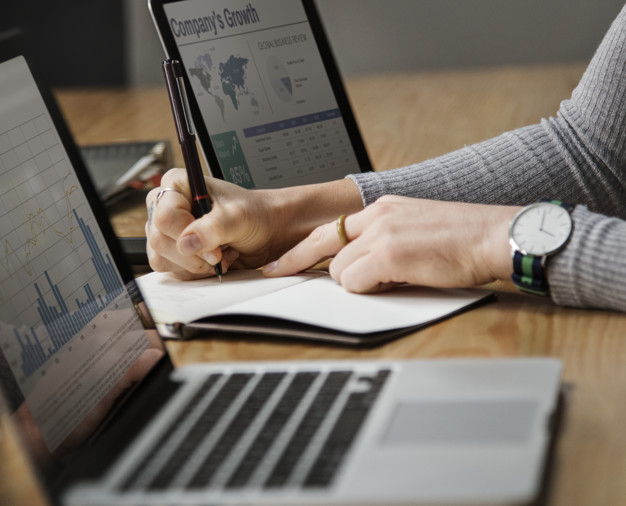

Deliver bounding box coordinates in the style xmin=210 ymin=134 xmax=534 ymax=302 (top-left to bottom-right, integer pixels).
xmin=137 ymin=270 xmax=494 ymax=345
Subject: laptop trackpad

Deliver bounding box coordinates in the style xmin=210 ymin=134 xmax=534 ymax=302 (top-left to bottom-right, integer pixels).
xmin=383 ymin=400 xmax=539 ymax=445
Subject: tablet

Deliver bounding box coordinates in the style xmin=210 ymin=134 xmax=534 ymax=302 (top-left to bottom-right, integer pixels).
xmin=148 ymin=0 xmax=372 ymax=189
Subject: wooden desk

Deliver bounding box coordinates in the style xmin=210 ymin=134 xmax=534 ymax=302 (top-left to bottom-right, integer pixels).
xmin=3 ymin=64 xmax=626 ymax=506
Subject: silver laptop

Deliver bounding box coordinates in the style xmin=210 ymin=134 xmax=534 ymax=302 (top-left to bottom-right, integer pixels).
xmin=0 ymin=30 xmax=563 ymax=506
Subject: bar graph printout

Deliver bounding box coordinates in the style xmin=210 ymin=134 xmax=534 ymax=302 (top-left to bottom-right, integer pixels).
xmin=0 ymin=56 xmax=150 ymax=451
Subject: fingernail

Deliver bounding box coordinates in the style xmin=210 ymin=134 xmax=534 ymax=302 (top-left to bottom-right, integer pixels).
xmin=179 ymin=233 xmax=202 ymax=254
xmin=202 ymin=251 xmax=218 ymax=265
xmin=262 ymin=261 xmax=278 ymax=274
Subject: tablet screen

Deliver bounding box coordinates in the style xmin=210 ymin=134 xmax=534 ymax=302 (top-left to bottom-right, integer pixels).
xmin=158 ymin=0 xmax=368 ymax=188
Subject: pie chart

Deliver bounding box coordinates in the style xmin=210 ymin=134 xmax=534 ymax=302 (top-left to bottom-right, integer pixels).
xmin=267 ymin=55 xmax=293 ymax=102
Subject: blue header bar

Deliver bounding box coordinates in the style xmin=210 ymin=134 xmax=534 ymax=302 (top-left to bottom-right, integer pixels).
xmin=243 ymin=108 xmax=341 ymax=138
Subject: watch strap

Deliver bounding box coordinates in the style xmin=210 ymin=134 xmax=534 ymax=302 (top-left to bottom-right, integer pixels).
xmin=512 ymin=251 xmax=550 ymax=296
xmin=541 ymin=198 xmax=575 ymax=212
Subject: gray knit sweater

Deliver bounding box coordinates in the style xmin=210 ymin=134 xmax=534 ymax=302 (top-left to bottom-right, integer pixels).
xmin=348 ymin=4 xmax=626 ymax=312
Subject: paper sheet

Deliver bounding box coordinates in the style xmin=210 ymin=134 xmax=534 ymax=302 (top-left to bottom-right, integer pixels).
xmin=136 ymin=269 xmax=321 ymax=323
xmin=137 ymin=270 xmax=490 ymax=334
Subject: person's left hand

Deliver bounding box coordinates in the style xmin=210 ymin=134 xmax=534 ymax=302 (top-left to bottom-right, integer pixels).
xmin=263 ymin=196 xmax=520 ymax=293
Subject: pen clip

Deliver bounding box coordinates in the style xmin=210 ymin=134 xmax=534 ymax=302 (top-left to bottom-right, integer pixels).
xmin=162 ymin=59 xmax=195 ymax=142
xmin=176 ymin=76 xmax=195 ymax=137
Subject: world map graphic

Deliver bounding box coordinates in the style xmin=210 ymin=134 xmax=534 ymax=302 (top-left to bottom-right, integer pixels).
xmin=188 ymin=53 xmax=260 ymax=121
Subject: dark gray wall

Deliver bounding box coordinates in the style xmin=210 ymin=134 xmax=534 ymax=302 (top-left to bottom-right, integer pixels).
xmin=5 ymin=0 xmax=623 ymax=86
xmin=127 ymin=0 xmax=625 ymax=85
xmin=125 ymin=0 xmax=164 ymax=87
xmin=1 ymin=0 xmax=125 ymax=86
xmin=315 ymin=0 xmax=625 ymax=75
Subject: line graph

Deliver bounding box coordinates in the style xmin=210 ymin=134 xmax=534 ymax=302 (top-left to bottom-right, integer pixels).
xmin=1 ymin=184 xmax=80 ymax=279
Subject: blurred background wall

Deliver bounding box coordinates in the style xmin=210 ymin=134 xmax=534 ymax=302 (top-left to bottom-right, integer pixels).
xmin=1 ymin=0 xmax=624 ymax=87
xmin=0 ymin=0 xmax=125 ymax=86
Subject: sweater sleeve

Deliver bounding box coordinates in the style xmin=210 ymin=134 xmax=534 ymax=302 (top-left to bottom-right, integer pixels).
xmin=549 ymin=206 xmax=626 ymax=311
xmin=347 ymin=4 xmax=626 ymax=311
xmin=347 ymin=5 xmax=626 ymax=214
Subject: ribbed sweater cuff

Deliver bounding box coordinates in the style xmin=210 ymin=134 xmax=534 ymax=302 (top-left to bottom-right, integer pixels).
xmin=548 ymin=206 xmax=626 ymax=311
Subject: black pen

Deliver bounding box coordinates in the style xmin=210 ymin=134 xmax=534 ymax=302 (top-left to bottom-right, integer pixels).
xmin=162 ymin=59 xmax=223 ymax=281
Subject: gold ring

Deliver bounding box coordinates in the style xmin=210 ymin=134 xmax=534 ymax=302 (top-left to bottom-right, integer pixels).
xmin=336 ymin=214 xmax=350 ymax=246
xmin=156 ymin=187 xmax=183 ymax=204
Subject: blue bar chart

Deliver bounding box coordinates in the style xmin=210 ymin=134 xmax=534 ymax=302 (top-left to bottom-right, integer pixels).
xmin=12 ymin=210 xmax=123 ymax=377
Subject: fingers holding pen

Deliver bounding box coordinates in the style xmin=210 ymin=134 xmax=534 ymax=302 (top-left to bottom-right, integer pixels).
xmin=148 ymin=188 xmax=191 ymax=235
xmin=145 ymin=172 xmax=229 ymax=279
xmin=177 ymin=212 xmax=227 ymax=265
xmin=147 ymin=167 xmax=280 ymax=277
xmin=176 ymin=197 xmax=260 ymax=266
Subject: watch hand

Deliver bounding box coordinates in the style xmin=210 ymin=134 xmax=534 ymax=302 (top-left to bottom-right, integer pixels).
xmin=539 ymin=209 xmax=546 ymax=231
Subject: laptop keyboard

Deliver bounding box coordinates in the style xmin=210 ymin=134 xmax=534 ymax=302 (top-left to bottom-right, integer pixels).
xmin=119 ymin=368 xmax=390 ymax=492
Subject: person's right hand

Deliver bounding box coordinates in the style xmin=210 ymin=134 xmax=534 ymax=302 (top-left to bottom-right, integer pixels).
xmin=145 ymin=169 xmax=278 ymax=280
xmin=145 ymin=169 xmax=363 ymax=280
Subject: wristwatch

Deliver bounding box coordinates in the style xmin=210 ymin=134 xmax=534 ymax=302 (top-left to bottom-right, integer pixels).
xmin=509 ymin=200 xmax=574 ymax=296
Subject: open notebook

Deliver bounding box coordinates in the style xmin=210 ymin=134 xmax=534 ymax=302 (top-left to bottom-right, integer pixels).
xmin=137 ymin=270 xmax=494 ymax=345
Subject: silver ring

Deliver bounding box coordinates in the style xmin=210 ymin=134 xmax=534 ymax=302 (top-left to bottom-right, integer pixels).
xmin=156 ymin=187 xmax=183 ymax=204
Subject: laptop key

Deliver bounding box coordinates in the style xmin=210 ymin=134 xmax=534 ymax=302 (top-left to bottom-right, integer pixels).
xmin=119 ymin=373 xmax=222 ymax=491
xmin=147 ymin=373 xmax=253 ymax=490
xmin=186 ymin=372 xmax=286 ymax=488
xmin=304 ymin=369 xmax=391 ymax=487
xmin=264 ymin=370 xmax=353 ymax=488
xmin=226 ymin=371 xmax=319 ymax=488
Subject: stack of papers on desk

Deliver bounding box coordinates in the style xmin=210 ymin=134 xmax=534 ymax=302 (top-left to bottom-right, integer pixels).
xmin=137 ymin=269 xmax=494 ymax=345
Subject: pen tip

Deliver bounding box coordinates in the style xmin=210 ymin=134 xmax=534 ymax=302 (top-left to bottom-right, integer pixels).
xmin=214 ymin=262 xmax=223 ymax=283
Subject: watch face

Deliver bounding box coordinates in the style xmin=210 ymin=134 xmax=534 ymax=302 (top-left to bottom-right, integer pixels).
xmin=509 ymin=202 xmax=573 ymax=256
